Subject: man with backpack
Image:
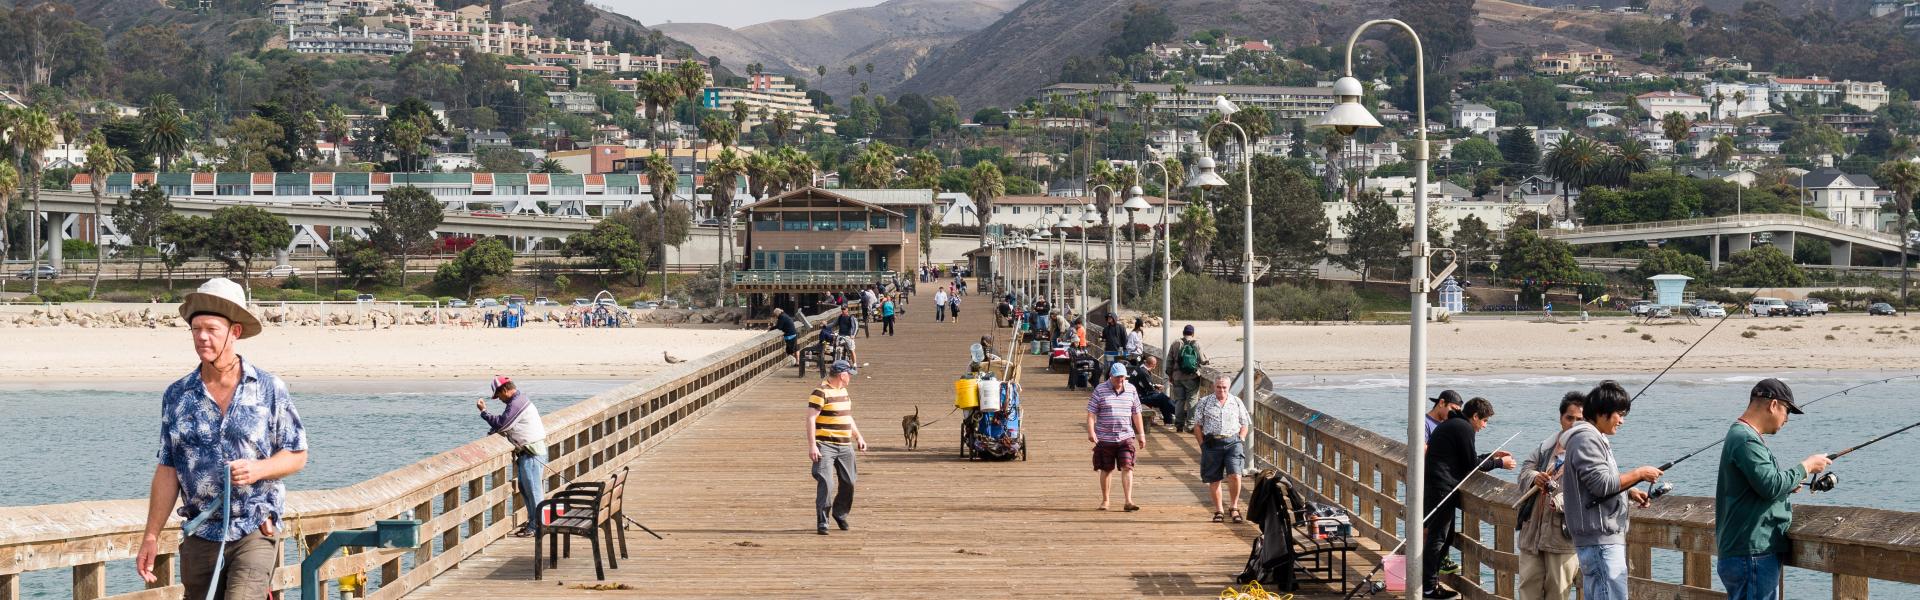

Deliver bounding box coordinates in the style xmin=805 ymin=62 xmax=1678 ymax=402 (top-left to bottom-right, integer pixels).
xmin=1164 ymin=325 xmax=1208 ymax=432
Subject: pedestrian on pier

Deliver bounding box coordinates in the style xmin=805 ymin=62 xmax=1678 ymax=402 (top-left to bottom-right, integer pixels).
xmin=809 ymin=360 xmax=867 ymax=535
xmin=479 ymin=376 xmax=548 ymax=537
xmin=138 ymin=278 xmax=309 ymax=600
xmin=1715 ymin=378 xmax=1828 ymax=600
xmin=1422 ymin=397 xmax=1517 ymax=599
xmin=934 ymin=287 xmax=949 ymax=322
xmin=1562 ymin=382 xmax=1665 ymax=600
xmin=881 ymin=295 xmax=897 ymax=336
xmin=1087 ymin=362 xmax=1145 ymax=512
xmin=1164 ymin=325 xmax=1208 ymax=432
xmin=1193 ymin=377 xmax=1251 ymax=524
xmin=1514 ymin=392 xmax=1584 ymax=600
xmin=772 ymin=308 xmax=800 ymax=366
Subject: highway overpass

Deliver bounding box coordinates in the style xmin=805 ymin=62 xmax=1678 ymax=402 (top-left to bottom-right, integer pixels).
xmin=1536 ymin=214 xmax=1912 ymax=268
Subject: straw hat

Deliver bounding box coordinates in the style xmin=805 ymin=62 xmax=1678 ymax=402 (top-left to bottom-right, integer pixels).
xmin=178 ymin=277 xmax=263 ymax=339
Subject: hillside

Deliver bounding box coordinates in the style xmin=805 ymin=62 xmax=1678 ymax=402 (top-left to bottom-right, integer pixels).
xmin=655 ymin=0 xmax=1018 ymax=99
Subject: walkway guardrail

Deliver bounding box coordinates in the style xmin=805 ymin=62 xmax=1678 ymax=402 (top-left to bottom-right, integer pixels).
xmin=0 ymin=310 xmax=832 ymax=600
xmin=1541 ymin=214 xmax=1903 ymax=248
xmin=730 ymin=270 xmax=897 ymax=287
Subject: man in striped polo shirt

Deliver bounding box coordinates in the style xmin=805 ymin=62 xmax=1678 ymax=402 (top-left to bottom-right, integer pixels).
xmin=1087 ymin=361 xmax=1146 ymax=512
xmin=808 ymin=360 xmax=867 ymax=535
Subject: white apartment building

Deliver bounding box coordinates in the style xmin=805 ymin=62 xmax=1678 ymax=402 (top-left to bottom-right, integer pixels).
xmin=286 ymin=24 xmax=414 ymax=56
xmin=1453 ymin=103 xmax=1497 ymax=133
xmin=1702 ymin=82 xmax=1769 ymax=119
xmin=1038 ymin=82 xmax=1337 ymax=122
xmin=270 ymin=0 xmax=359 ymax=26
xmin=1769 ymin=76 xmax=1841 ymax=106
xmin=1805 ymin=168 xmax=1887 ymax=231
xmin=701 ymin=74 xmax=836 ymax=134
xmin=1586 ymin=113 xmax=1622 ymax=128
xmin=1635 ymin=91 xmax=1711 ymax=120
xmin=983 ymin=195 xmax=1184 ymax=229
xmin=1360 ymin=176 xmax=1473 ymax=202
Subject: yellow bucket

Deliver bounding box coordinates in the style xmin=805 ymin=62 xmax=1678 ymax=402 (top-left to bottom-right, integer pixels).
xmin=954 ymin=377 xmax=979 ymax=409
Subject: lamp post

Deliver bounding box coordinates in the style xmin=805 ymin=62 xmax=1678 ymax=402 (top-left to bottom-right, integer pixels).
xmin=1080 ymin=203 xmax=1097 ymax=315
xmin=1137 ymin=161 xmax=1175 ymax=354
xmin=1122 ymin=188 xmax=1151 ymax=313
xmin=1315 ymin=20 xmax=1429 ymax=600
xmin=1090 ymin=184 xmax=1119 ymax=314
xmin=1187 ymin=96 xmax=1255 ymax=452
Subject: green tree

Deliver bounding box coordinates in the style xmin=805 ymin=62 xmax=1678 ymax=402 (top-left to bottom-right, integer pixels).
xmin=329 ymin=237 xmax=392 ymax=289
xmin=1336 ymin=191 xmax=1402 ymax=282
xmin=1498 ymin=224 xmax=1582 ymax=301
xmin=141 ymin=96 xmax=191 ymax=171
xmin=1452 ymin=214 xmax=1495 ymax=274
xmin=156 ymin=214 xmax=208 ymax=293
xmin=222 ymin=116 xmax=285 ymax=172
xmin=1633 ymin=247 xmax=1711 ymax=285
xmin=1716 ymin=245 xmax=1807 ymax=287
xmin=1544 ymin=136 xmax=1605 ymax=220
xmin=1450 ymin=137 xmax=1502 ymax=166
xmin=534 ymin=158 xmax=568 ymax=173
xmin=1874 ymin=160 xmax=1920 ymax=302
xmin=435 ymin=238 xmax=515 ymax=298
xmin=1218 ymin=156 xmax=1328 ymax=273
xmin=113 ymin=182 xmax=173 ymax=283
xmin=1661 ymin=112 xmax=1692 ymax=169
xmin=369 ymin=185 xmax=445 ymax=286
xmin=969 ymin=161 xmax=1006 ymax=249
xmin=541 ymin=0 xmax=595 ymax=39
xmin=1706 ymin=135 xmax=1736 ymax=166
xmin=563 ymin=220 xmax=648 ymax=286
xmin=204 ymin=205 xmax=294 ymax=294
xmin=82 ymin=133 xmax=130 ymax=299
xmin=1498 ymin=126 xmax=1540 ymax=178
xmin=14 ymin=109 xmax=56 ymax=297
xmin=706 ymin=148 xmax=746 ymax=304
xmin=0 ymin=156 xmax=16 ymax=293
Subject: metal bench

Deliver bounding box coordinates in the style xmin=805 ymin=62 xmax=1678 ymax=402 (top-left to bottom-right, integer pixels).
xmin=533 ymin=467 xmax=630 ymax=580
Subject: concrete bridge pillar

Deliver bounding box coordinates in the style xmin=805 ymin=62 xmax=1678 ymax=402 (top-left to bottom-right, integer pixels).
xmin=1775 ymin=231 xmax=1796 ymax=256
xmin=1729 ymin=232 xmax=1752 ymax=255
xmin=1711 ymin=234 xmax=1722 ymax=270
xmin=1831 ymin=240 xmax=1853 ymax=267
xmin=275 ymin=249 xmax=291 ymax=266
xmin=44 ymin=211 xmax=64 ymax=271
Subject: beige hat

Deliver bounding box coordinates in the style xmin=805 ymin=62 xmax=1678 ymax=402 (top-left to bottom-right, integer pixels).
xmin=178 ymin=277 xmax=262 ymax=339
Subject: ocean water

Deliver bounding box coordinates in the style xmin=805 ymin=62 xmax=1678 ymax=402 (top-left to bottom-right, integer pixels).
xmin=1271 ymin=371 xmax=1920 ymax=596
xmin=0 ymin=378 xmax=626 ymax=598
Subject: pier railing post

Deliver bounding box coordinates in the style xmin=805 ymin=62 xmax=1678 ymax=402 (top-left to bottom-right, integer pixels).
xmin=71 ymin=562 xmax=103 ymax=600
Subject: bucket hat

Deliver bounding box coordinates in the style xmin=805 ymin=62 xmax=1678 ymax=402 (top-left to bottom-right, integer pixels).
xmin=178 ymin=277 xmax=262 ymax=339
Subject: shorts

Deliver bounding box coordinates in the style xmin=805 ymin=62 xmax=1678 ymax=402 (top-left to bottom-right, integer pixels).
xmin=784 ymin=336 xmax=798 ymax=354
xmin=1092 ymin=440 xmax=1136 ymax=471
xmin=1200 ymin=437 xmax=1245 ymax=483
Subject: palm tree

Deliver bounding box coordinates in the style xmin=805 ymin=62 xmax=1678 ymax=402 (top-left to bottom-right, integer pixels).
xmin=1730 ymin=90 xmax=1748 ymax=120
xmin=83 ymin=133 xmax=129 ymax=299
xmin=1135 ymin=92 xmax=1158 ymax=131
xmin=143 ymin=110 xmax=190 ymax=171
xmin=906 ymin=151 xmax=942 ymax=190
xmin=1603 ymin=139 xmax=1653 ymax=187
xmin=1707 ymin=135 xmax=1736 ymax=167
xmin=706 ymin=148 xmax=746 ymax=304
xmin=731 ymin=100 xmax=749 ymax=134
xmin=770 ymin=111 xmax=795 ymax=147
xmin=700 ymin=115 xmax=737 ymax=149
xmin=1875 ymin=160 xmax=1920 ymax=303
xmin=1176 ymin=200 xmax=1215 ymax=271
xmin=969 ymin=161 xmax=1005 ymax=250
xmin=643 ymin=153 xmax=676 ymax=299
xmin=55 ymin=112 xmax=80 ymax=167
xmin=0 ymin=158 xmax=15 ymax=293
xmin=1711 ymin=90 xmax=1726 ymax=122
xmin=1544 ymin=136 xmax=1604 ymax=221
xmin=1661 ymin=112 xmax=1692 ymax=171
xmin=322 ymin=105 xmax=351 ymax=160
xmin=17 ymin=109 xmax=56 ymax=297
xmin=1321 ymin=131 xmax=1348 ymax=200
xmin=778 ymin=146 xmax=817 ymax=191
xmin=745 ymin=151 xmax=780 ymax=199
xmin=534 ymin=158 xmax=567 ymax=173
xmin=637 ymin=71 xmax=681 ymax=150
xmin=849 ymin=147 xmax=894 ymax=189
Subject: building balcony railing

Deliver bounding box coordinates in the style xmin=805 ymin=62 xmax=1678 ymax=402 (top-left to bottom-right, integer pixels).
xmin=731 ymin=270 xmax=897 ymax=287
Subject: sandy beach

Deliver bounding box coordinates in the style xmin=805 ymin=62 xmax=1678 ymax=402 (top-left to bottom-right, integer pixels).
xmin=0 ymin=325 xmax=763 ymax=382
xmin=1166 ymin=313 xmax=1920 ymax=375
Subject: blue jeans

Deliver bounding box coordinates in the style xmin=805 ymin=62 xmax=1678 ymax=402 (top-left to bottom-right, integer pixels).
xmin=1718 ymin=553 xmax=1782 ymax=600
xmin=1575 ymin=544 xmax=1628 ymax=600
xmin=515 ymin=453 xmax=546 ymax=532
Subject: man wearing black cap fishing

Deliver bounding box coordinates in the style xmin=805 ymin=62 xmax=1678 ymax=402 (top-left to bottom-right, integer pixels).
xmin=1715 ymin=378 xmax=1830 ymax=600
xmin=1419 ymin=397 xmax=1515 ymax=599
xmin=1425 ymin=390 xmax=1464 ymax=443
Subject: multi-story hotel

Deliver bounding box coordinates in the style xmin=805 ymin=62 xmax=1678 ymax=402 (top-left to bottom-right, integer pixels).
xmin=702 ymin=75 xmax=836 ymax=134
xmin=1037 ymin=82 xmax=1337 ymax=122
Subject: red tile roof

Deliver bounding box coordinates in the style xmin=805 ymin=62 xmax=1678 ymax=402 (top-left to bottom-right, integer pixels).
xmin=529 ymin=173 xmax=550 ymax=186
xmin=71 ymin=173 xmax=93 ymax=186
xmin=133 ymin=173 xmax=155 ymax=185
xmin=372 ymin=173 xmax=392 ymax=185
xmin=193 ymin=173 xmax=214 ymax=185
xmin=311 ymin=172 xmax=333 ymax=185
xmin=585 ymin=174 xmax=604 ymax=186
xmin=474 ymin=173 xmax=493 ymax=185
xmin=252 ymin=173 xmax=274 ymax=185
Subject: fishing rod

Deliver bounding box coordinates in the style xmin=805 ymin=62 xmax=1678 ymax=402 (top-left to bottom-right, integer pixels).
xmin=1801 ymin=418 xmax=1920 ymax=493
xmin=1630 ymin=308 xmax=1734 ymax=402
xmin=1606 ymin=373 xmax=1920 ymax=502
xmin=1344 ymin=431 xmax=1522 ymax=599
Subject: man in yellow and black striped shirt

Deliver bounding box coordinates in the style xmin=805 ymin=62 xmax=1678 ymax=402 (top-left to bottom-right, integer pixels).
xmin=808 ymin=360 xmax=866 ymax=535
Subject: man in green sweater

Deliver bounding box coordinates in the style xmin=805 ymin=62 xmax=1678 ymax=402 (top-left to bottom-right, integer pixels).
xmin=1715 ymin=378 xmax=1830 ymax=600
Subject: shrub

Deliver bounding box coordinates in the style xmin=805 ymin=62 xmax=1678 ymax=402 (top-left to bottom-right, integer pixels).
xmin=18 ymin=295 xmax=41 ymax=303
xmin=281 ymin=273 xmax=306 ymax=290
xmin=284 ymin=291 xmax=327 ymax=302
xmin=403 ymin=294 xmax=433 ymax=303
xmin=335 ymin=289 xmax=361 ymax=302
xmin=1133 ymin=273 xmax=1362 ymax=322
xmin=1740 ymin=330 xmax=1758 ymax=339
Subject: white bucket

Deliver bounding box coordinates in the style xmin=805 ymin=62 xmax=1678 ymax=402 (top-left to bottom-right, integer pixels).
xmin=977 ymin=379 xmax=1003 ymax=412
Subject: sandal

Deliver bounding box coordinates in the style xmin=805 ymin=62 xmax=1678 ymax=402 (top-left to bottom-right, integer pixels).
xmin=1124 ymin=503 xmax=1141 ymax=512
xmin=1212 ymin=511 xmax=1225 ymax=523
xmin=1230 ymin=509 xmax=1245 ymax=524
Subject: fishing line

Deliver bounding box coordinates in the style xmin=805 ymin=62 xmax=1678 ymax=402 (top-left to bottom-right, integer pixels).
xmin=1343 ymin=430 xmax=1522 ymax=599
xmin=1800 ymin=418 xmax=1920 ymax=494
xmin=1630 ymin=309 xmax=1733 ymax=402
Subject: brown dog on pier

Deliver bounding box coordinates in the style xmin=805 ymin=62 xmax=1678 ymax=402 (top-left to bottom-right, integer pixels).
xmin=901 ymin=406 xmax=920 ymax=450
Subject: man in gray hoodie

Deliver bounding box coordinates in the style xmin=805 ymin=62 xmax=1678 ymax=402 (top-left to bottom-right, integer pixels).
xmin=1559 ymin=381 xmax=1664 ymax=600
xmin=479 ymin=376 xmax=548 ymax=537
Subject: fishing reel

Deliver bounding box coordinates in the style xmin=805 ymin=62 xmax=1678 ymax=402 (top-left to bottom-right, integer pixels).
xmin=1808 ymin=471 xmax=1838 ymax=493
xmin=1347 ymin=580 xmax=1388 ymax=599
xmin=1648 ymin=481 xmax=1674 ymax=500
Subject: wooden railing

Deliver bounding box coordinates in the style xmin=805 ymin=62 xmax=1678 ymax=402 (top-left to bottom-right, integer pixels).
xmin=1154 ymin=359 xmax=1920 ymax=600
xmin=0 ymin=317 xmax=816 ymax=600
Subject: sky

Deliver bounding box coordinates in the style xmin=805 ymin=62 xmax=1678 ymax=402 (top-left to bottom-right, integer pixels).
xmin=604 ymin=0 xmax=884 ymax=29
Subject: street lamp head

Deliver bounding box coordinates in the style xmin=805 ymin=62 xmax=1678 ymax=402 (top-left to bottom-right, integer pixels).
xmin=1213 ymin=95 xmax=1240 ymax=116
xmin=1082 ymin=209 xmax=1100 ymax=225
xmin=1314 ymin=76 xmax=1381 ymax=136
xmin=1122 ymin=195 xmax=1151 ymax=212
xmin=1186 ymin=155 xmax=1229 ymax=189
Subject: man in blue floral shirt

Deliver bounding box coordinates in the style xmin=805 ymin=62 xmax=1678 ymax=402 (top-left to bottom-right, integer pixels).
xmin=137 ymin=278 xmax=308 ymax=599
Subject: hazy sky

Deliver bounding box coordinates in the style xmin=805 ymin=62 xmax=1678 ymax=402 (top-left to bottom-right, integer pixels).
xmin=605 ymin=0 xmax=883 ymax=29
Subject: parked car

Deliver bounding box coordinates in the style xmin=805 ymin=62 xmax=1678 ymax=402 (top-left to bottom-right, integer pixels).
xmin=1805 ymin=299 xmax=1830 ymax=315
xmin=355 ymin=293 xmax=375 ymax=304
xmin=1629 ymin=300 xmax=1655 ymax=316
xmin=532 ymin=297 xmax=558 ymax=306
xmin=572 ymin=298 xmax=592 ymax=306
xmin=1786 ymin=300 xmax=1812 ymax=316
xmin=630 ymin=300 xmax=659 ymax=310
xmin=1748 ymin=297 xmax=1788 ymax=317
xmin=1869 ymin=302 xmax=1897 ymax=316
xmin=447 ymin=299 xmax=469 ymax=308
xmin=596 ymin=297 xmax=619 ymax=308
xmin=1693 ymin=301 xmax=1726 ymax=318
xmin=475 ymin=298 xmax=500 ymax=308
xmin=504 ymin=294 xmax=527 ymax=305
xmin=13 ymin=265 xmax=58 ymax=279
xmin=261 ymin=265 xmax=299 ymax=277
xmin=699 ymin=218 xmax=720 ymax=227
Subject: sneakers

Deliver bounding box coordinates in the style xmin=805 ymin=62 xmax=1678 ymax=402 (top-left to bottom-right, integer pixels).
xmin=1438 ymin=558 xmax=1461 ymax=574
xmin=834 ymin=517 xmax=849 ymax=531
xmin=1422 ymin=586 xmax=1460 ymax=599
xmin=816 ymin=525 xmax=829 ymax=535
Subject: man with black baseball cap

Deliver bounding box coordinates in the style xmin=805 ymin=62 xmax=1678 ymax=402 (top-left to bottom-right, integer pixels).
xmin=1425 ymin=390 xmax=1465 ymax=441
xmin=1714 ymin=378 xmax=1828 ymax=600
